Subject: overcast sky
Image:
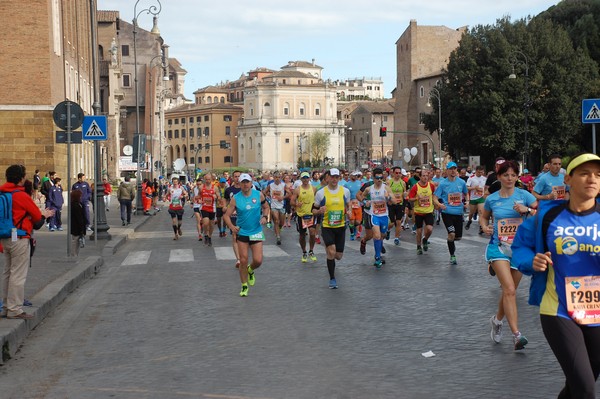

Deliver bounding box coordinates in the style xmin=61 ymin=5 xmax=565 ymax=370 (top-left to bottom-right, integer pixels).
xmin=98 ymin=0 xmax=559 ymax=99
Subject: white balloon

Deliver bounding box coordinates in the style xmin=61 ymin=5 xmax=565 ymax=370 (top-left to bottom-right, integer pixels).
xmin=403 ymin=148 xmax=410 ymax=156
xmin=403 ymin=154 xmax=411 ymax=163
xmin=410 ymin=147 xmax=418 ymax=156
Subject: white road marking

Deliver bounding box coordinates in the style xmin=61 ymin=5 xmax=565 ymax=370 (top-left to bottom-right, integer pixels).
xmin=169 ymin=249 xmax=194 ymax=263
xmin=121 ymin=251 xmax=152 ymax=266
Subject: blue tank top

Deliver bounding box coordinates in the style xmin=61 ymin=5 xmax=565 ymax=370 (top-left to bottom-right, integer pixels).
xmin=234 ymin=190 xmax=262 ymax=237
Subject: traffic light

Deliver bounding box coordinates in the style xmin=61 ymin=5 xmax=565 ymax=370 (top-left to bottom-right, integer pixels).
xmin=379 ymin=127 xmax=387 ymax=137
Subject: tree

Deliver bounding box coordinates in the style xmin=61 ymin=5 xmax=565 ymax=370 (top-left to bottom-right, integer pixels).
xmin=307 ymin=130 xmax=330 ymax=167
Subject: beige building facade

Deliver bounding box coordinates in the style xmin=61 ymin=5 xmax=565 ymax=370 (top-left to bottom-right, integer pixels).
xmin=394 ymin=20 xmax=466 ymax=168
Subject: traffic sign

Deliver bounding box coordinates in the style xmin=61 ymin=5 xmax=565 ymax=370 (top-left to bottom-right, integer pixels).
xmin=82 ymin=115 xmax=107 ymax=140
xmin=55 ymin=131 xmax=82 ymax=144
xmin=53 ymin=100 xmax=84 ymax=130
xmin=582 ymin=99 xmax=600 ymax=124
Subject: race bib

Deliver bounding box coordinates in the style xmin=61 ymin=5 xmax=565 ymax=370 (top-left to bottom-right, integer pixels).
xmin=472 ymin=187 xmax=484 ymax=200
xmin=301 ymin=215 xmax=314 ymax=228
xmin=203 ymin=197 xmax=214 ymax=206
xmin=351 ymin=199 xmax=361 ymax=209
xmin=565 ymin=276 xmax=600 ymax=325
xmin=418 ymin=195 xmax=431 ymax=208
xmin=327 ymin=210 xmax=343 ymax=226
xmin=249 ymin=231 xmax=265 ymax=241
xmin=171 ymin=197 xmax=181 ymax=206
xmin=394 ymin=192 xmax=403 ymax=200
xmin=497 ymin=218 xmax=522 ymax=245
xmin=272 ymin=191 xmax=284 ymax=201
xmin=448 ymin=192 xmax=462 ymax=206
xmin=372 ymin=201 xmax=386 ymax=215
xmin=553 ymin=185 xmax=566 ymax=200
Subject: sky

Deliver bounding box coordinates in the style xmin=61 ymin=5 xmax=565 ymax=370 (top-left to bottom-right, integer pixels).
xmin=98 ymin=0 xmax=560 ymax=99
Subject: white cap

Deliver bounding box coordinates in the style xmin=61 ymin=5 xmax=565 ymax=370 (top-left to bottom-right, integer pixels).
xmin=351 ymin=170 xmax=362 ymax=176
xmin=330 ymin=168 xmax=340 ymax=176
xmin=239 ymin=173 xmax=252 ymax=182
xmin=401 ymin=168 xmax=408 ymax=176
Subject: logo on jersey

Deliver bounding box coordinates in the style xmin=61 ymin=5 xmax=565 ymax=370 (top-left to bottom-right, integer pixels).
xmin=555 ymin=236 xmax=579 ymax=255
xmin=554 ymin=224 xmax=600 ymax=255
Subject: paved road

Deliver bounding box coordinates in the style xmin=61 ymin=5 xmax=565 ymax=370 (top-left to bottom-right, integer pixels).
xmin=0 ymin=210 xmax=581 ymax=398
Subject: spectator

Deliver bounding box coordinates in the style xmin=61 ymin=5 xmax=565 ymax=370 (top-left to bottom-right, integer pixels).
xmin=117 ymin=175 xmax=135 ymax=226
xmin=102 ymin=178 xmax=112 ymax=212
xmin=70 ymin=190 xmax=86 ymax=257
xmin=48 ymin=177 xmax=64 ymax=231
xmin=72 ymin=173 xmax=92 ymax=231
xmin=0 ymin=165 xmax=53 ymax=319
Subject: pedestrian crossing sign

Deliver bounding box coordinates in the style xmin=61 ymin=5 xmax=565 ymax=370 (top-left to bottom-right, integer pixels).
xmin=82 ymin=115 xmax=107 ymax=140
xmin=582 ymin=99 xmax=600 ymax=124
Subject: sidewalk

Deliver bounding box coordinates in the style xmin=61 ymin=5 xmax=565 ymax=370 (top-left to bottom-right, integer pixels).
xmin=0 ymin=199 xmax=156 ymax=364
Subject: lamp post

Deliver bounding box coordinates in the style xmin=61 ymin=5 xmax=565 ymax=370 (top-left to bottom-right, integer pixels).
xmin=148 ymin=52 xmax=168 ymax=179
xmin=509 ymin=50 xmax=531 ymax=169
xmin=133 ymin=0 xmax=161 ymax=214
xmin=427 ymin=87 xmax=442 ymax=168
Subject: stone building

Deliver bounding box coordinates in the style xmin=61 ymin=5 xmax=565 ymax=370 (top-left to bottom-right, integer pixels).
xmin=394 ymin=20 xmax=467 ymax=168
xmin=0 ymin=0 xmax=96 ymax=182
xmin=334 ymin=77 xmax=386 ymax=101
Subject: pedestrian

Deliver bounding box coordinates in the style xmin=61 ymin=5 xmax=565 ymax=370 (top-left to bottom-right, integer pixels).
xmin=117 ymin=175 xmax=135 ymax=226
xmin=32 ymin=169 xmax=41 ymax=201
xmin=72 ymin=172 xmax=92 ymax=231
xmin=48 ymin=177 xmax=64 ymax=231
xmin=70 ymin=189 xmax=86 ymax=257
xmin=40 ymin=171 xmax=56 ymax=213
xmin=223 ymin=173 xmax=270 ymax=297
xmin=312 ymin=168 xmax=351 ymax=289
xmin=513 ymin=153 xmax=600 ymax=398
xmin=102 ymin=178 xmax=112 ymax=212
xmin=480 ymin=160 xmax=537 ymax=350
xmin=433 ymin=161 xmax=469 ymax=265
xmin=0 ymin=165 xmax=54 ymax=319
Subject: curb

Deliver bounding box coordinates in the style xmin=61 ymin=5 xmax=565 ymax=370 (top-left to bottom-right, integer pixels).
xmin=0 ymin=256 xmax=103 ymax=364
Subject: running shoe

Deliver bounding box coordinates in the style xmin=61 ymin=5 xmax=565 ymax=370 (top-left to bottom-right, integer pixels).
xmin=473 ymin=213 xmax=478 ymax=221
xmin=394 ymin=237 xmax=400 ymax=246
xmin=276 ymin=237 xmax=281 ymax=245
xmin=465 ymin=220 xmax=471 ymax=230
xmin=360 ymin=240 xmax=366 ymax=255
xmin=198 ymin=235 xmax=202 ymax=241
xmin=381 ymin=245 xmax=386 ymax=254
xmin=490 ymin=315 xmax=503 ymax=343
xmin=374 ymin=257 xmax=383 ymax=268
xmin=235 ymin=260 xmax=241 ymax=269
xmin=385 ymin=231 xmax=390 ymax=240
xmin=355 ymin=232 xmax=361 ymax=239
xmin=417 ymin=247 xmax=423 ymax=255
xmin=178 ymin=227 xmax=183 ymax=236
xmin=301 ymin=253 xmax=308 ymax=263
xmin=207 ymin=237 xmax=212 ymax=247
xmin=513 ymin=333 xmax=528 ymax=350
xmin=240 ymin=284 xmax=248 ymax=297
xmin=423 ymin=239 xmax=429 ymax=252
xmin=309 ymin=251 xmax=317 ymax=262
xmin=450 ymin=255 xmax=457 ymax=265
xmin=411 ymin=225 xmax=416 ymax=235
xmin=315 ymin=236 xmax=321 ymax=244
xmin=350 ymin=233 xmax=355 ymax=241
xmin=329 ymin=278 xmax=338 ymax=289
xmin=247 ymin=266 xmax=255 ymax=286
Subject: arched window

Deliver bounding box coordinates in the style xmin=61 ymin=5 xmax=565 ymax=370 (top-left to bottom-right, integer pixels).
xmin=315 ymin=103 xmax=321 ymax=116
xmin=299 ymin=102 xmax=305 ymax=116
xmin=249 ymin=102 xmax=254 ymax=116
xmin=205 ymin=156 xmax=210 ymax=163
xmin=283 ymin=102 xmax=290 ymax=116
xmin=207 ymin=96 xmax=212 ymax=104
xmin=263 ymin=101 xmax=271 ymax=116
xmin=419 ymin=86 xmax=425 ymax=97
xmin=189 ymin=128 xmax=194 ymax=138
xmin=220 ymin=96 xmax=225 ymax=103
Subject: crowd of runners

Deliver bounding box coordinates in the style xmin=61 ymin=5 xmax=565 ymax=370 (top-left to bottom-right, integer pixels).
xmin=151 ymin=152 xmax=600 ymax=398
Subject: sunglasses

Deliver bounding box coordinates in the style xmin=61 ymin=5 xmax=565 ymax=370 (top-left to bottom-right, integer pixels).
xmin=374 ymin=175 xmax=384 ymax=179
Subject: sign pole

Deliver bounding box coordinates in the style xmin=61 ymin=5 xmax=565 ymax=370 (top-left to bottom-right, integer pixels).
xmin=594 ymin=124 xmax=597 ymax=155
xmin=66 ymin=102 xmax=72 ymax=257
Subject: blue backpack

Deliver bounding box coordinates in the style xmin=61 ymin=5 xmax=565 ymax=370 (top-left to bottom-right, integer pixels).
xmin=0 ymin=191 xmax=27 ymax=239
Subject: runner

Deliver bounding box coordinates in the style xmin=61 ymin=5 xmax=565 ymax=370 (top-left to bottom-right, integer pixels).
xmin=312 ymin=168 xmax=351 ymax=288
xmin=433 ymin=161 xmax=469 ymax=265
xmin=216 ymin=177 xmax=228 ymax=237
xmin=361 ymin=168 xmax=396 ymax=267
xmin=480 ymin=160 xmax=537 ymax=350
xmin=224 ymin=171 xmax=242 ymax=268
xmin=291 ymin=172 xmax=317 ymax=263
xmin=513 ymin=153 xmax=600 ymax=396
xmin=197 ymin=172 xmax=220 ymax=246
xmin=167 ymin=177 xmax=187 ymax=240
xmin=465 ymin=165 xmax=487 ymax=233
xmin=431 ymin=167 xmax=444 ymax=225
xmin=533 ymin=153 xmax=568 ymax=202
xmin=283 ymin=173 xmax=294 ymax=227
xmin=264 ymin=171 xmax=287 ymax=245
xmin=223 ymin=173 xmax=270 ymax=297
xmin=388 ymin=166 xmax=407 ymax=245
xmin=345 ymin=171 xmax=364 ymax=241
xmin=191 ymin=178 xmax=204 ymax=241
xmin=356 ymin=176 xmax=375 ymax=256
xmin=408 ymin=169 xmax=436 ymax=255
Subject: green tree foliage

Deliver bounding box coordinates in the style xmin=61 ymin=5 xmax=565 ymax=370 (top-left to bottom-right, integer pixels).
xmin=307 ymin=130 xmax=330 ymax=167
xmin=434 ymin=16 xmax=599 ymax=170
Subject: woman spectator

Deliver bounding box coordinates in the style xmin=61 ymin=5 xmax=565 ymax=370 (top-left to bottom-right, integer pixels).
xmin=70 ymin=190 xmax=86 ymax=257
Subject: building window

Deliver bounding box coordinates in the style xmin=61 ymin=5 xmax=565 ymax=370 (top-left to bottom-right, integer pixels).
xmin=196 ymin=116 xmax=201 ymax=123
xmin=190 ymin=128 xmax=194 ymax=137
xmin=225 ymin=126 xmax=231 ymax=136
xmin=190 ymin=144 xmax=194 ymax=150
xmin=174 ymin=118 xmax=179 ymax=124
xmin=420 ymin=86 xmax=425 ymax=97
xmin=204 ymin=127 xmax=209 ymax=136
xmin=285 ymin=138 xmax=290 ymax=143
xmin=174 ymin=129 xmax=179 ymax=138
xmin=284 ymin=103 xmax=290 ymax=116
xmin=181 ymin=129 xmax=186 ymax=138
xmin=198 ymin=157 xmax=202 ymax=164
xmin=223 ymin=115 xmax=232 ymax=121
xmin=299 ymin=103 xmax=305 ymax=116
xmin=122 ymin=74 xmax=131 ymax=87
xmin=315 ymin=108 xmax=320 ymax=116
xmin=383 ymin=115 xmax=388 ymax=122
xmin=168 ymin=130 xmax=172 ymax=139
xmin=189 ymin=117 xmax=193 ymax=123
xmin=168 ymin=119 xmax=172 ymax=125
xmin=121 ymin=45 xmax=129 ymax=56
xmin=249 ymin=137 xmax=253 ymax=149
xmin=220 ymin=96 xmax=225 ymax=103
xmin=282 ymin=79 xmax=286 ymax=84
xmin=204 ymin=115 xmax=209 ymax=122
xmin=205 ymin=156 xmax=210 ymax=163
xmin=419 ymin=112 xmax=426 ymax=124
xmin=224 ymin=156 xmax=232 ymax=163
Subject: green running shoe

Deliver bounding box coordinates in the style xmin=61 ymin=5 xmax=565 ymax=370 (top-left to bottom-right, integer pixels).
xmin=247 ymin=266 xmax=255 ymax=286
xmin=309 ymin=251 xmax=317 ymax=262
xmin=301 ymin=253 xmax=308 ymax=263
xmin=450 ymin=255 xmax=457 ymax=265
xmin=423 ymin=239 xmax=429 ymax=251
xmin=417 ymin=247 xmax=423 ymax=255
xmin=240 ymin=284 xmax=248 ymax=297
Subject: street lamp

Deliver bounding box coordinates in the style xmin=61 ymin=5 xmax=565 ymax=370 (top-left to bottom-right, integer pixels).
xmin=427 ymin=87 xmax=442 ymax=168
xmin=509 ymin=50 xmax=531 ymax=169
xmin=133 ymin=0 xmax=161 ymax=214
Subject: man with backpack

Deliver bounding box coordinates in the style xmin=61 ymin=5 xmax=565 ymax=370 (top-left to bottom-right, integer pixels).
xmin=0 ymin=165 xmax=54 ymax=319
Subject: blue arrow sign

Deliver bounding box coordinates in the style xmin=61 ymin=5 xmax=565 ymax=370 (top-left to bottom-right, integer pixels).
xmin=82 ymin=115 xmax=107 ymax=140
xmin=582 ymin=99 xmax=600 ymax=124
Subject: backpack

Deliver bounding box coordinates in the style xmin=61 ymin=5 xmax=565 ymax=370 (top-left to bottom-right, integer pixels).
xmin=0 ymin=191 xmax=27 ymax=239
